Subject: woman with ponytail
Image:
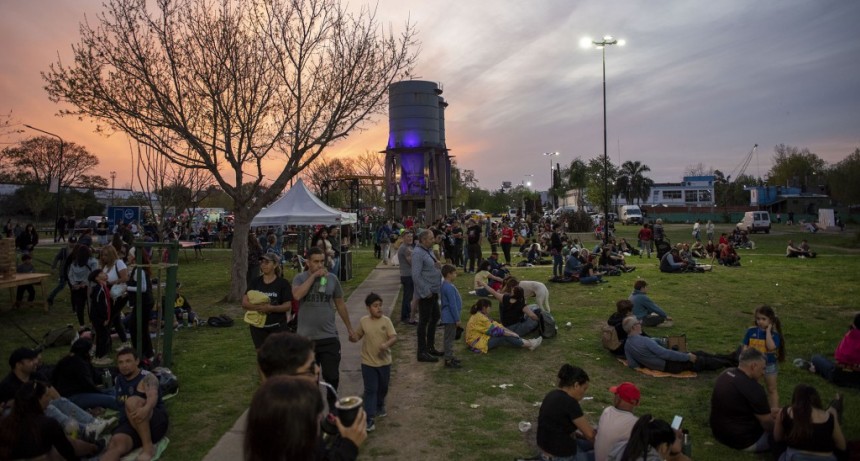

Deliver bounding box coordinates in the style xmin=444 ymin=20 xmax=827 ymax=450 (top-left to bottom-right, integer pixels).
xmin=608 ymin=415 xmax=677 ymax=461
xmin=536 ymin=364 xmax=595 ymax=461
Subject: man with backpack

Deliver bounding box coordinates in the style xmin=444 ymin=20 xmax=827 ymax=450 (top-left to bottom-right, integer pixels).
xmin=376 ymin=219 xmax=393 ymax=264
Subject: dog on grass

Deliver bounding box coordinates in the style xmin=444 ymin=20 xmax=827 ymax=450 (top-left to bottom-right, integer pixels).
xmin=504 ymin=277 xmax=551 ymax=312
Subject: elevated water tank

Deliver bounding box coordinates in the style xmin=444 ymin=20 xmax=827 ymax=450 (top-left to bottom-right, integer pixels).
xmin=388 ymin=81 xmax=443 ymax=149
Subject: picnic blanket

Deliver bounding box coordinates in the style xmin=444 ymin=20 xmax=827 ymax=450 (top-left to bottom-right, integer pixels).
xmin=120 ymin=437 xmax=170 ymax=461
xmin=616 ymin=358 xmax=697 ymax=378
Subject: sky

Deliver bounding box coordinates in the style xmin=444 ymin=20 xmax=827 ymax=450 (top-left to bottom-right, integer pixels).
xmin=2 ymin=0 xmax=859 ymax=192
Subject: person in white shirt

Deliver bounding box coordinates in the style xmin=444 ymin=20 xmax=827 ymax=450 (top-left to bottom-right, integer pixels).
xmin=594 ymin=382 xmax=640 ymax=461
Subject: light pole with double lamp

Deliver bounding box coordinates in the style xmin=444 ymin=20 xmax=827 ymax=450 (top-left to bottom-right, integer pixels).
xmin=24 ymin=124 xmax=65 ymax=242
xmin=543 ymin=152 xmax=559 ymax=210
xmin=581 ymin=35 xmax=624 ymax=244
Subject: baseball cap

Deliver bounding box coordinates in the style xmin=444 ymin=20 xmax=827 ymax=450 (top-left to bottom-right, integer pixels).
xmin=260 ymin=253 xmax=281 ymax=264
xmin=9 ymin=347 xmax=39 ymax=368
xmin=610 ymin=382 xmax=641 ymax=404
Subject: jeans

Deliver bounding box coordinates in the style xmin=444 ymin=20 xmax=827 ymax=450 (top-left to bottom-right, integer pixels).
xmin=47 ymin=277 xmax=66 ymax=303
xmin=417 ymin=294 xmax=440 ymax=355
xmin=315 ymin=337 xmax=342 ymax=391
xmin=641 ymin=314 xmax=666 ymax=327
xmin=579 ymin=276 xmax=601 ymax=284
xmin=443 ymin=323 xmax=457 ymax=359
xmin=46 ymin=397 xmax=96 ymax=431
xmin=778 ymin=448 xmax=836 ymax=461
xmin=69 ymin=390 xmax=121 ymax=411
xmin=475 ymin=287 xmax=490 ymax=297
xmin=811 ymin=354 xmax=837 ymax=381
xmin=552 ymin=253 xmax=563 ymax=277
xmin=380 ymin=243 xmax=391 ymax=263
xmin=488 ymin=335 xmax=524 ymax=349
xmin=361 ymin=364 xmax=390 ymax=422
xmin=508 ymin=317 xmax=539 ymax=337
xmin=128 ymin=296 xmax=154 ymax=359
xmin=540 ymin=439 xmax=594 ymax=461
xmin=400 ymin=276 xmax=414 ymax=322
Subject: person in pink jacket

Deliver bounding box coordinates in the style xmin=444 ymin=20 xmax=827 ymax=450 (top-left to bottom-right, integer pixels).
xmin=803 ymin=313 xmax=860 ymax=387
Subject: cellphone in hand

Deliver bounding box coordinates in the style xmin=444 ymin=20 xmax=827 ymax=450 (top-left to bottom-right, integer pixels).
xmin=671 ymin=415 xmax=683 ymax=430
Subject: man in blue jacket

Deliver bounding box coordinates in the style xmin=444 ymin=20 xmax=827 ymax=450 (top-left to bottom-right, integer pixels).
xmin=629 ymin=280 xmax=673 ymax=327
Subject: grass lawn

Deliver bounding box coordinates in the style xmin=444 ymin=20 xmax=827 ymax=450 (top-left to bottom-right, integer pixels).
xmin=1 ymin=224 xmax=858 ymax=460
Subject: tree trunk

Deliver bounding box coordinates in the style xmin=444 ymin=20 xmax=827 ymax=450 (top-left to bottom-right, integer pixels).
xmin=227 ymin=208 xmax=253 ymax=302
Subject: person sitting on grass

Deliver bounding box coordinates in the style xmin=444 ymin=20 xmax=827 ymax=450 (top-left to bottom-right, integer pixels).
xmin=606 ymin=415 xmax=680 ymax=461
xmin=617 ymin=238 xmax=640 ymax=256
xmin=0 ymin=380 xmax=103 ymax=460
xmin=527 ymin=243 xmax=548 ymax=265
xmin=478 ymin=282 xmax=540 ymax=337
xmin=536 ymin=364 xmax=595 ymax=461
xmin=690 ymin=240 xmax=706 ymax=259
xmin=786 ymin=240 xmax=806 ymax=258
xmin=799 ymin=239 xmax=817 ymax=257
xmin=51 ymin=338 xmax=121 ymax=411
xmin=705 ymin=239 xmax=718 ymax=259
xmin=563 ymin=249 xmax=582 ymax=278
xmin=629 ymin=280 xmax=673 ymax=327
xmin=100 ymin=347 xmax=168 ymax=461
xmin=624 ymin=317 xmax=734 ymax=373
xmin=774 ymin=384 xmax=845 ymax=461
xmin=594 ymin=382 xmax=641 ymax=461
xmin=659 ymin=248 xmax=688 ymax=273
xmin=800 ymin=312 xmax=860 ymax=388
xmin=579 ymin=255 xmax=606 ymax=285
xmin=719 ymin=243 xmax=741 ymax=267
xmin=465 ymin=299 xmax=542 ymax=354
xmin=350 ymin=293 xmax=397 ymax=433
xmin=473 ymin=260 xmax=505 ymax=297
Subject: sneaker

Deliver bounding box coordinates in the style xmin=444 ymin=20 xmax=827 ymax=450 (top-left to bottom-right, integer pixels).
xmin=417 ymin=353 xmax=439 ymax=363
xmin=83 ymin=418 xmax=109 ymax=441
xmin=527 ymin=337 xmax=543 ymax=351
xmin=376 ymin=409 xmax=387 ymax=418
xmin=115 ymin=342 xmax=131 ymax=351
xmin=366 ymin=420 xmax=376 ymax=432
xmin=92 ymin=357 xmax=113 ymax=366
xmin=792 ymin=358 xmax=813 ymax=371
xmin=444 ymin=359 xmax=462 ymax=369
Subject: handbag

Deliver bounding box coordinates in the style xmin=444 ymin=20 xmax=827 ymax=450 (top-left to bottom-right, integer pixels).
xmin=666 ymin=334 xmax=687 ymax=352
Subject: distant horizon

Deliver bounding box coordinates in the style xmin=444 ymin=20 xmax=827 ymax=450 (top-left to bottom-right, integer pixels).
xmin=2 ymin=0 xmax=858 ymax=192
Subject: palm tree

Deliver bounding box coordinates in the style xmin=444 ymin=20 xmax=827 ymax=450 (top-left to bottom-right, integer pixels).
xmin=618 ymin=160 xmax=652 ymax=205
xmin=561 ymin=158 xmax=588 ymax=209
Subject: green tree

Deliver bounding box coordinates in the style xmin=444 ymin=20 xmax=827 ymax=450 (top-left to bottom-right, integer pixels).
xmin=44 ymin=0 xmax=416 ymax=301
xmin=767 ymin=144 xmax=827 ymax=189
xmin=585 ymin=156 xmax=618 ymax=215
xmin=827 ymin=148 xmax=860 ymax=205
xmin=12 ymin=185 xmax=53 ymax=219
xmin=560 ymin=158 xmax=588 ymax=209
xmin=616 ymin=160 xmax=651 ymax=205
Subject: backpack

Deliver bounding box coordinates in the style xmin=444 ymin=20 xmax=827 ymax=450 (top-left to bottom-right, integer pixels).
xmin=601 ymin=324 xmax=622 ymax=352
xmin=207 ymin=314 xmax=234 ymax=327
xmin=42 ymin=325 xmax=77 ymax=348
xmin=537 ymin=309 xmax=558 ymax=339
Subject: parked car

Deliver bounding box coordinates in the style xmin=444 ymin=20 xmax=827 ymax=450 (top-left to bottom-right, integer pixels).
xmin=617 ymin=205 xmax=643 ymax=225
xmin=737 ymin=211 xmax=771 ymax=233
xmin=465 ymin=209 xmax=486 ymax=220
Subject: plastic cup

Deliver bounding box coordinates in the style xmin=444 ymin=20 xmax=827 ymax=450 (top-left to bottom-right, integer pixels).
xmin=518 ymin=421 xmax=532 ymax=432
xmin=335 ymin=396 xmax=363 ymax=427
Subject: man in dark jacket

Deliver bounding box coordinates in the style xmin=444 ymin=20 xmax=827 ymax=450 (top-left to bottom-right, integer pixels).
xmin=52 ymin=339 xmax=120 ymax=411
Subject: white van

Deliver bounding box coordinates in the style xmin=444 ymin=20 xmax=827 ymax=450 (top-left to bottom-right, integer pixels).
xmin=737 ymin=211 xmax=771 ymax=233
xmin=618 ymin=205 xmax=643 ymax=225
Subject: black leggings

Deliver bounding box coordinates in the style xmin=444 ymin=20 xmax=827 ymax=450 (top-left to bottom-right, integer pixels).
xmin=128 ymin=294 xmax=154 ymax=359
xmin=70 ymin=287 xmax=88 ymax=326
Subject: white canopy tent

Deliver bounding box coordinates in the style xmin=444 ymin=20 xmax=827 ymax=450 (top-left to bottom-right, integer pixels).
xmin=251 ymin=179 xmax=357 ymax=227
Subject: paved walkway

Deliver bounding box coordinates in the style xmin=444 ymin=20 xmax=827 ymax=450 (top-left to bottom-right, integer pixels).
xmin=202 ymin=262 xmax=402 ymax=461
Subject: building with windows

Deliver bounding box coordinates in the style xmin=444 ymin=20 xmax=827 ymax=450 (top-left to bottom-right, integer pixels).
xmin=646 ymin=175 xmax=715 ymax=207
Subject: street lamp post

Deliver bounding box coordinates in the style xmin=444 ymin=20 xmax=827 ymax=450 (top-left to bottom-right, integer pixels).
xmin=581 ymin=35 xmax=625 ymax=244
xmin=24 ymin=124 xmax=65 ymax=242
xmin=543 ymin=152 xmax=559 ymax=209
xmin=522 ymin=174 xmax=533 ymax=214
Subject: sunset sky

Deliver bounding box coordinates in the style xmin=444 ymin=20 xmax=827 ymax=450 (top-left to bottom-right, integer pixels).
xmin=2 ymin=0 xmax=859 ymax=192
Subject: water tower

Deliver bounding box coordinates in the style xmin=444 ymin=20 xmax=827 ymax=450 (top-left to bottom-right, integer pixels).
xmin=384 ymin=80 xmax=452 ymax=222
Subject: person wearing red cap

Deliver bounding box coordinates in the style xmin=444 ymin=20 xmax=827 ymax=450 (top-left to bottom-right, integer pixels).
xmin=594 ymin=382 xmax=640 ymax=461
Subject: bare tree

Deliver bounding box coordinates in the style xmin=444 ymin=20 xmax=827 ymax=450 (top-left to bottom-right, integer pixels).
xmin=43 ymin=0 xmax=417 ymax=300
xmin=351 ymin=150 xmax=385 ymax=207
xmin=130 ymin=138 xmax=214 ymax=228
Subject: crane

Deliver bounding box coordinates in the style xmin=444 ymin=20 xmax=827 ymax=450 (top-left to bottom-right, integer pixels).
xmin=726 ymin=144 xmax=758 ymax=183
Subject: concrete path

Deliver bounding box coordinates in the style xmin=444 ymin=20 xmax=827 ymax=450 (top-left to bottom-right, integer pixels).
xmin=201 ymin=262 xmax=402 ymax=461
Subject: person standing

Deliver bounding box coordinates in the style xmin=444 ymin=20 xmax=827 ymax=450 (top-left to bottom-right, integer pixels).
xmin=652 ymin=219 xmax=665 ymax=243
xmin=637 ymin=223 xmax=652 ymax=259
xmin=350 ymin=293 xmax=397 ymax=432
xmin=500 ymin=222 xmax=515 ymax=265
xmin=293 ymin=247 xmax=356 ymax=390
xmin=376 ymin=219 xmax=393 ymax=264
xmin=46 ymin=237 xmax=76 ymax=309
xmin=396 ymin=231 xmax=415 ymax=324
xmin=450 ymin=221 xmax=464 ymax=268
xmin=56 ymin=215 xmax=68 ymax=243
xmin=465 ymin=219 xmax=483 ymax=273
xmin=440 ymin=264 xmax=463 ymax=369
xmin=412 ymin=229 xmax=443 ymax=363
xmin=706 ymin=220 xmax=715 ymax=242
